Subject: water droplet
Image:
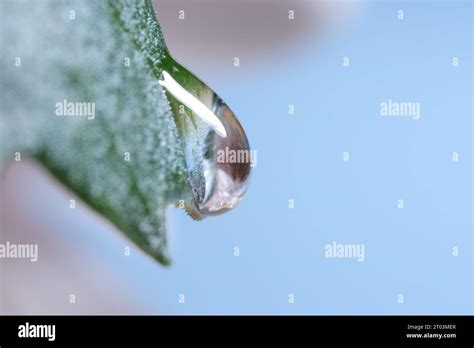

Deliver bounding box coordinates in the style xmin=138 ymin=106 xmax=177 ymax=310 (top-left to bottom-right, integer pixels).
xmin=159 ymin=51 xmax=251 ymax=218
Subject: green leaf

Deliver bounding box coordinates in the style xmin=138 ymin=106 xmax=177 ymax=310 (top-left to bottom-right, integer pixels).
xmin=0 ymin=0 xmax=197 ymax=265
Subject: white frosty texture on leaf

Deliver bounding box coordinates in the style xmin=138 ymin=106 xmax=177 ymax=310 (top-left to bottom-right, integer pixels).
xmin=0 ymin=0 xmax=191 ymax=265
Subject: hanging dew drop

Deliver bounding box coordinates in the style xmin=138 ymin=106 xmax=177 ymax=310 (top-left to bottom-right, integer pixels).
xmin=159 ymin=51 xmax=251 ymax=218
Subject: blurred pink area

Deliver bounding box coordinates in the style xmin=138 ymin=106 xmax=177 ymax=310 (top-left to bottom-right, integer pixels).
xmin=153 ymin=0 xmax=360 ymax=76
xmin=0 ymin=160 xmax=158 ymax=314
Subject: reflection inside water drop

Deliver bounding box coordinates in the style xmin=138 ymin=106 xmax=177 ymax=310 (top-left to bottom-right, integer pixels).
xmin=159 ymin=52 xmax=251 ymax=218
